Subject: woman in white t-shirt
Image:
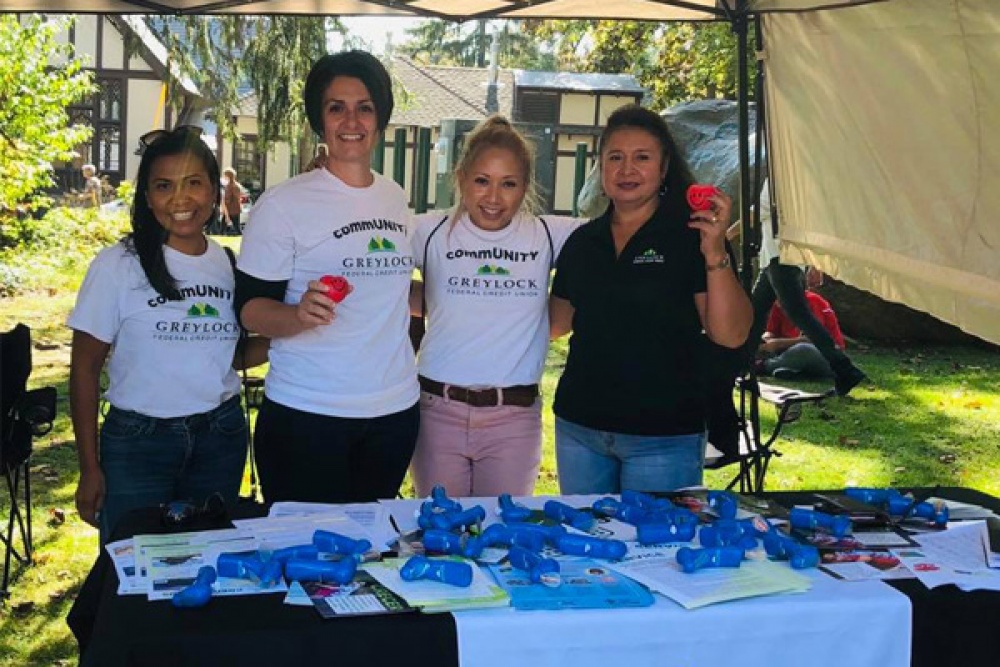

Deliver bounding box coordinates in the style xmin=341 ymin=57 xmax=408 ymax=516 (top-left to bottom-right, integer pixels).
xmin=409 ymin=116 xmax=583 ymax=497
xmin=69 ymin=127 xmax=267 ymax=543
xmin=235 ymin=51 xmax=419 ymax=504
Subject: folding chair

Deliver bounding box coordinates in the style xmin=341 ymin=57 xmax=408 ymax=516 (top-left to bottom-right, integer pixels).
xmin=1 ymin=324 xmax=57 ymax=598
xmin=723 ymin=373 xmax=831 ymax=494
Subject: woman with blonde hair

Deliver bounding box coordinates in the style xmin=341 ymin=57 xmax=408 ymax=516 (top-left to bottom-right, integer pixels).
xmin=409 ymin=115 xmax=583 ymax=497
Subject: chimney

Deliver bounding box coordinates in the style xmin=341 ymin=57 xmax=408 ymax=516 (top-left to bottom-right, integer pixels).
xmin=485 ymin=33 xmax=500 ymax=114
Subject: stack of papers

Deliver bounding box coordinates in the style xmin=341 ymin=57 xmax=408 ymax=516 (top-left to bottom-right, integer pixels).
xmin=605 ymin=544 xmax=811 ymax=609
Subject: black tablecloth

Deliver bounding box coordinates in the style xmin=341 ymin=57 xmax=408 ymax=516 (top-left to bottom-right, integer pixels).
xmin=66 ymin=503 xmax=458 ymax=667
xmin=67 ymin=488 xmax=1000 ymax=667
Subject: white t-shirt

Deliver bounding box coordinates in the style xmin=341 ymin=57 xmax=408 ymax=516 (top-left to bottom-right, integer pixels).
xmin=238 ymin=168 xmax=418 ymax=418
xmin=67 ymin=240 xmax=242 ymax=418
xmin=412 ymin=210 xmax=583 ymax=387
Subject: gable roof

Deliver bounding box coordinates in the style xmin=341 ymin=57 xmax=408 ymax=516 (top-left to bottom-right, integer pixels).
xmin=115 ymin=16 xmax=201 ymax=97
xmin=389 ymin=56 xmax=515 ymax=127
xmin=515 ymin=70 xmax=644 ymax=94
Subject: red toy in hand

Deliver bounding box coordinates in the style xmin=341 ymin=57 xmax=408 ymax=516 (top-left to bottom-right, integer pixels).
xmin=686 ymin=184 xmax=720 ymax=212
xmin=319 ymin=275 xmax=351 ymax=303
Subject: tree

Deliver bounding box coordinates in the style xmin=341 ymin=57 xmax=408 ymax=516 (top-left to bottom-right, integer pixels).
xmin=0 ymin=15 xmax=96 ymax=221
xmin=399 ymin=20 xmax=556 ymax=71
xmin=521 ymin=20 xmax=751 ymax=109
xmin=141 ymin=16 xmax=338 ymax=152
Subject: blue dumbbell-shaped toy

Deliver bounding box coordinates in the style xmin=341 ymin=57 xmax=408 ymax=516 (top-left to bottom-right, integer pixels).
xmin=172 ymin=566 xmax=216 ymax=608
xmin=419 ymin=505 xmax=487 ymax=532
xmin=762 ymin=532 xmax=820 ymax=569
xmin=621 ymin=490 xmax=674 ymax=513
xmin=313 ymin=530 xmax=372 ymax=559
xmin=676 ymin=546 xmax=744 ymax=574
xmin=887 ymin=495 xmax=949 ymax=527
xmin=399 ymin=555 xmax=473 ymax=588
xmin=637 ymin=520 xmax=697 ymax=545
xmin=284 ymin=557 xmax=357 ymax=584
xmin=476 ymin=523 xmax=546 ymax=552
xmin=508 ymin=546 xmax=561 ymax=586
xmin=555 ymin=533 xmax=627 ymax=560
xmin=430 ymin=485 xmax=463 ymax=512
xmin=699 ymin=519 xmax=758 ymax=550
xmin=503 ymin=522 xmax=567 ymax=547
xmin=217 ymin=551 xmax=283 ymax=587
xmin=593 ymin=496 xmax=654 ymax=525
xmin=422 ymin=529 xmax=484 ymax=559
xmin=789 ymin=507 xmax=852 ymax=538
xmin=844 ymin=487 xmax=903 ymax=506
xmin=707 ymin=491 xmax=739 ymax=520
xmin=272 ymin=544 xmax=319 ymax=564
xmin=544 ymin=500 xmax=596 ymax=532
xmin=497 ymin=494 xmax=532 ymax=522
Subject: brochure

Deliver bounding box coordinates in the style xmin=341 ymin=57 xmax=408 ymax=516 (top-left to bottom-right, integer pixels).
xmin=488 ymin=558 xmax=655 ymax=610
xmin=605 ymin=545 xmax=811 ymax=609
xmin=300 ymin=571 xmax=415 ymax=618
xmin=818 ymin=550 xmax=913 ymax=581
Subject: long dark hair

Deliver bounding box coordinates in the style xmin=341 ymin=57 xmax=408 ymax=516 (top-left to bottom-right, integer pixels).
xmin=599 ymin=104 xmax=696 ymax=218
xmin=127 ymin=127 xmax=220 ymax=300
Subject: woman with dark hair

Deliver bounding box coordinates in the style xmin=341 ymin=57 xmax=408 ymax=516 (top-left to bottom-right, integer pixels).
xmin=69 ymin=126 xmax=267 ymax=543
xmin=235 ymin=50 xmax=419 ymax=504
xmin=549 ymin=105 xmax=752 ymax=494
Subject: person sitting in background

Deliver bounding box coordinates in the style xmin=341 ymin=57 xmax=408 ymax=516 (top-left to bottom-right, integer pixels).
xmin=748 ymin=180 xmax=866 ymax=396
xmin=758 ymin=267 xmax=847 ymax=380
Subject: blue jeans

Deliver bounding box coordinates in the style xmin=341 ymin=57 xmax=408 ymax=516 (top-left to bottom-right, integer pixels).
xmin=99 ymin=395 xmax=247 ymax=542
xmin=555 ymin=417 xmax=706 ymax=494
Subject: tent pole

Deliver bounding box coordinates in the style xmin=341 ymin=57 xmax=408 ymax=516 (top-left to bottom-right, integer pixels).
xmin=734 ymin=0 xmax=753 ymax=292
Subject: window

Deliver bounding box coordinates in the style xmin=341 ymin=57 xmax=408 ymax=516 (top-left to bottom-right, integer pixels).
xmin=517 ymin=91 xmax=559 ymax=124
xmin=94 ymin=77 xmax=124 ymax=178
xmin=234 ymin=135 xmax=264 ymax=190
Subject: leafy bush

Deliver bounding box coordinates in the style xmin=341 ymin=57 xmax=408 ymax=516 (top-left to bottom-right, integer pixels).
xmin=0 ymin=206 xmax=129 ymax=296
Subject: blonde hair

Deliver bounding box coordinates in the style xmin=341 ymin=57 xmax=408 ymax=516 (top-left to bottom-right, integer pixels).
xmin=223 ymin=167 xmax=237 ymax=178
xmin=452 ymin=116 xmax=541 ymax=224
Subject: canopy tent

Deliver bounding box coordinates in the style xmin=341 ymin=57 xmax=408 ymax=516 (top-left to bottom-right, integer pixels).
xmin=2 ymin=0 xmax=997 ymax=345
xmin=0 ymin=1 xmax=878 ymax=20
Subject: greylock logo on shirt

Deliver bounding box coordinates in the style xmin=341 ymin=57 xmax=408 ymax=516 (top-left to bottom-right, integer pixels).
xmin=335 ymin=219 xmax=414 ymax=277
xmin=633 ymin=247 xmax=665 ymax=265
xmin=445 ymin=246 xmax=541 ymax=298
xmin=148 ymin=283 xmax=240 ymax=341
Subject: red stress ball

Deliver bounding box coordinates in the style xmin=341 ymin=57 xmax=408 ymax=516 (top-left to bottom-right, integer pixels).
xmin=319 ymin=275 xmax=351 ymax=303
xmin=686 ymin=184 xmax=720 ymax=212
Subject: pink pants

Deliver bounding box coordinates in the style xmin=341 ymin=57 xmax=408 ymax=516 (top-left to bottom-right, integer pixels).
xmin=410 ymin=391 xmax=542 ymax=497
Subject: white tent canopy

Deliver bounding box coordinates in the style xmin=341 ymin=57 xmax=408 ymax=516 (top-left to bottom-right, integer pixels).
xmin=0 ymin=1 xmax=879 ymax=20
xmin=1 ymin=0 xmax=998 ymax=344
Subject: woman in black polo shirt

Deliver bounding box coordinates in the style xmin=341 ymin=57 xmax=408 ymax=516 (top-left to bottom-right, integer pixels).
xmin=549 ymin=105 xmax=752 ymax=494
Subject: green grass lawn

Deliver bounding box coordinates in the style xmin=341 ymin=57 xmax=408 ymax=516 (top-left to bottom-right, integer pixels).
xmin=1 ymin=231 xmax=999 ymax=666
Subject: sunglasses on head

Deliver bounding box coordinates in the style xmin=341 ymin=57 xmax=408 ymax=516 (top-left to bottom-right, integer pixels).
xmin=138 ymin=125 xmax=204 ymax=150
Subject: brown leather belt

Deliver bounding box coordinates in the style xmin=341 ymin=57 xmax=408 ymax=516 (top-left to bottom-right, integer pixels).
xmin=418 ymin=376 xmax=539 ymax=408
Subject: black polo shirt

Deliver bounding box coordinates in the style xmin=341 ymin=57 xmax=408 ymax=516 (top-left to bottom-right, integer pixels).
xmin=551 ymin=202 xmax=708 ymax=436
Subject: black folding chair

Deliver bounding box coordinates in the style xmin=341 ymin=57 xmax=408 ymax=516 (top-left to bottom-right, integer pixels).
xmin=1 ymin=324 xmax=57 ymax=598
xmin=724 ymin=373 xmax=831 ymax=494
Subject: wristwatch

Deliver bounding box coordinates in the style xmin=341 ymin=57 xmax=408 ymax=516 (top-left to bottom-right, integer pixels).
xmin=706 ymin=255 xmax=732 ymax=272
